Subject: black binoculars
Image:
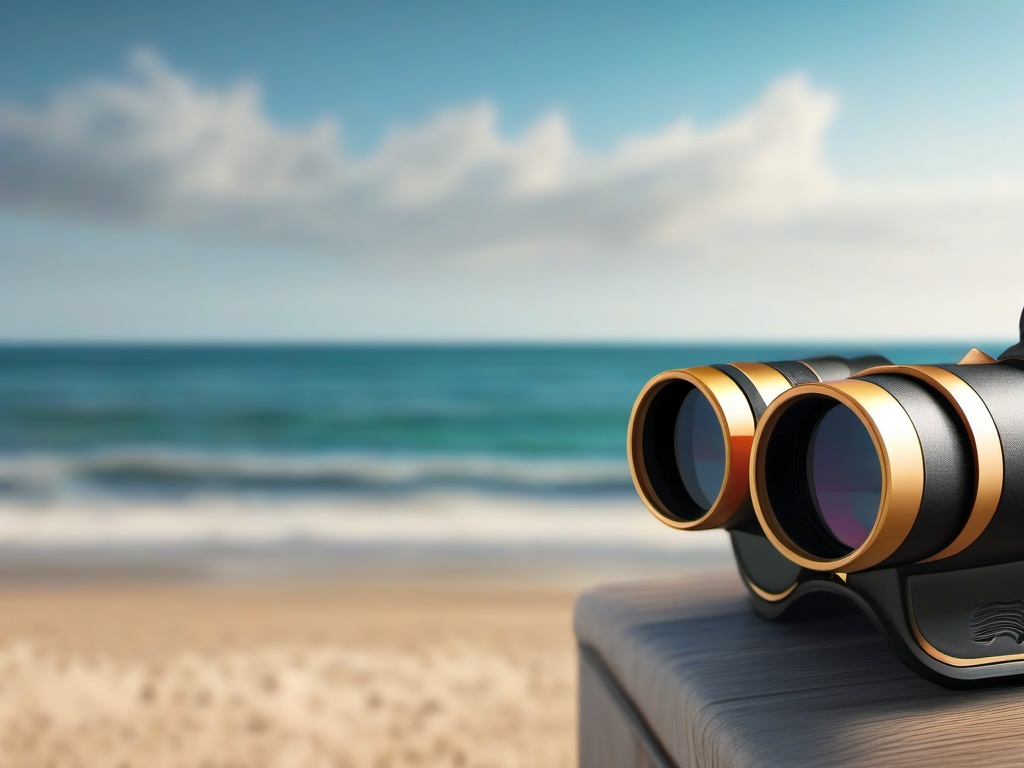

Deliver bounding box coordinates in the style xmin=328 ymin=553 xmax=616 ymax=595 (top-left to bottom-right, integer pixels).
xmin=628 ymin=310 xmax=1024 ymax=688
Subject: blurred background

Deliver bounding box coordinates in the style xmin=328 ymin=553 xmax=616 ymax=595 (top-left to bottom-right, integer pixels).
xmin=0 ymin=1 xmax=1022 ymax=766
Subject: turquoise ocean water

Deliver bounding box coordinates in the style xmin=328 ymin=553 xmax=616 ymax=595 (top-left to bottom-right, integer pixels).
xmin=0 ymin=343 xmax=996 ymax=560
xmin=0 ymin=343 xmax=987 ymax=501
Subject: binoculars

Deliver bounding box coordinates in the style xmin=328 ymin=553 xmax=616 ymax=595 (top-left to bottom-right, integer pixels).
xmin=628 ymin=312 xmax=1024 ymax=688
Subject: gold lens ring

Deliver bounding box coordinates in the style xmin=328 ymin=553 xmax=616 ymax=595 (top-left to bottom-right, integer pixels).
xmin=854 ymin=365 xmax=1003 ymax=563
xmin=750 ymin=379 xmax=925 ymax=572
xmin=628 ymin=366 xmax=756 ymax=530
xmin=727 ymin=362 xmax=796 ymax=403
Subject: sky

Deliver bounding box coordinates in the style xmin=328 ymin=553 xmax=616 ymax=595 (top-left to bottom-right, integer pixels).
xmin=1 ymin=0 xmax=1023 ymax=342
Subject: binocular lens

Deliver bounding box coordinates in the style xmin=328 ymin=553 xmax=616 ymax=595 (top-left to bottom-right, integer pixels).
xmin=808 ymin=404 xmax=882 ymax=549
xmin=753 ymin=374 xmax=977 ymax=572
xmin=630 ymin=356 xmax=891 ymax=531
xmin=675 ymin=389 xmax=726 ymax=510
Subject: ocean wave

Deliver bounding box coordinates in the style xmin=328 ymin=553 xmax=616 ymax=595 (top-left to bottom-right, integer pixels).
xmin=0 ymin=450 xmax=634 ymax=499
xmin=0 ymin=493 xmax=730 ymax=554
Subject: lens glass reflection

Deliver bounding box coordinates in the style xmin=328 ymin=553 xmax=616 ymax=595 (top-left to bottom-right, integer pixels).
xmin=674 ymin=389 xmax=726 ymax=510
xmin=808 ymin=404 xmax=882 ymax=549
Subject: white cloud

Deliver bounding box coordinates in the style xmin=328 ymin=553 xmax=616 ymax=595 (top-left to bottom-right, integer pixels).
xmin=1 ymin=49 xmax=1023 ymax=340
xmin=0 ymin=48 xmax=844 ymax=257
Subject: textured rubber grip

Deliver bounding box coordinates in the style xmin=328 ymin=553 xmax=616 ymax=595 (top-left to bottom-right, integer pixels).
xmin=766 ymin=360 xmax=819 ymax=386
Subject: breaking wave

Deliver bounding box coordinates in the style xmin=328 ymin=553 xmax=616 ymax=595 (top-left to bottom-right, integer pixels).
xmin=0 ymin=450 xmax=634 ymax=500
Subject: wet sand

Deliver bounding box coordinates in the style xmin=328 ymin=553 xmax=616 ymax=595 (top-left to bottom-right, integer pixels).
xmin=0 ymin=582 xmax=578 ymax=767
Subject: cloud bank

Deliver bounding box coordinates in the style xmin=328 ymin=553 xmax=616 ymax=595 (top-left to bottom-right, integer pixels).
xmin=1 ymin=49 xmax=1023 ymax=340
xmin=0 ymin=49 xmax=840 ymax=257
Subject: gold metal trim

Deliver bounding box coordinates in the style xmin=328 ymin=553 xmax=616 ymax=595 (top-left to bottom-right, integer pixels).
xmin=743 ymin=576 xmax=797 ymax=602
xmin=727 ymin=362 xmax=794 ymax=405
xmin=750 ymin=379 xmax=926 ymax=572
xmin=853 ymin=365 xmax=1003 ymax=563
xmin=627 ymin=367 xmax=755 ymax=530
xmin=958 ymin=348 xmax=997 ymax=365
xmin=908 ymin=588 xmax=1024 ymax=668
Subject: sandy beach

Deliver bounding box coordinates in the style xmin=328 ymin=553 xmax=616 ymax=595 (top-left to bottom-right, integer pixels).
xmin=0 ymin=579 xmax=579 ymax=768
xmin=0 ymin=494 xmax=730 ymax=768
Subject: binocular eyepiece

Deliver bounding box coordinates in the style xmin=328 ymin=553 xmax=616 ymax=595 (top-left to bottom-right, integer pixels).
xmin=627 ymin=317 xmax=1024 ymax=687
xmin=752 ymin=357 xmax=1010 ymax=573
xmin=628 ymin=348 xmax=1023 ymax=574
xmin=628 ymin=355 xmax=890 ymax=531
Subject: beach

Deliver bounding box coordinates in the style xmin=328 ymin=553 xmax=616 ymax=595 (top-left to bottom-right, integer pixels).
xmin=0 ymin=343 xmax=959 ymax=766
xmin=0 ymin=491 xmax=730 ymax=768
xmin=0 ymin=501 xmax=730 ymax=768
xmin=0 ymin=577 xmax=579 ymax=768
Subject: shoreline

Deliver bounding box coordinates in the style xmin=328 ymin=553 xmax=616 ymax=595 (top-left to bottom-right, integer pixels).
xmin=0 ymin=491 xmax=735 ymax=588
xmin=0 ymin=536 xmax=733 ymax=589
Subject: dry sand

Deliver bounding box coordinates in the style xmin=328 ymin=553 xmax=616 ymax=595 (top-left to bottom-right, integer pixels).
xmin=0 ymin=581 xmax=578 ymax=768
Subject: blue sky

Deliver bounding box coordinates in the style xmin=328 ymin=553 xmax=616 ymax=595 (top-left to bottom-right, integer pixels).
xmin=1 ymin=1 xmax=1023 ymax=341
xmin=5 ymin=1 xmax=1023 ymax=177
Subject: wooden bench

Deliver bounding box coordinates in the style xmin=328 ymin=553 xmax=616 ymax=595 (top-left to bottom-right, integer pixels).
xmin=575 ymin=570 xmax=1024 ymax=768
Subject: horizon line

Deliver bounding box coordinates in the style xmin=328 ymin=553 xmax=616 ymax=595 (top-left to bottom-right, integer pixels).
xmin=0 ymin=338 xmax=1009 ymax=348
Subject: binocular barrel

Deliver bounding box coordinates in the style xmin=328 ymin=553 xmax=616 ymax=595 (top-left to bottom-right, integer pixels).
xmin=628 ymin=354 xmax=890 ymax=531
xmin=752 ymin=355 xmax=1024 ymax=573
xmin=626 ymin=314 xmax=1024 ymax=687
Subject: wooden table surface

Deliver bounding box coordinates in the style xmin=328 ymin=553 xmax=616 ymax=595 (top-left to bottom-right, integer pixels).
xmin=575 ymin=569 xmax=1024 ymax=768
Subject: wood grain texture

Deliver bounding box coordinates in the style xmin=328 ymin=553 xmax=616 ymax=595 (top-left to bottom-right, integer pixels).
xmin=575 ymin=569 xmax=1024 ymax=768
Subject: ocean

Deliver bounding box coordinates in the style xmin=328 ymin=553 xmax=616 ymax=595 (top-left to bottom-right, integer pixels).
xmin=0 ymin=343 xmax=985 ymax=569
